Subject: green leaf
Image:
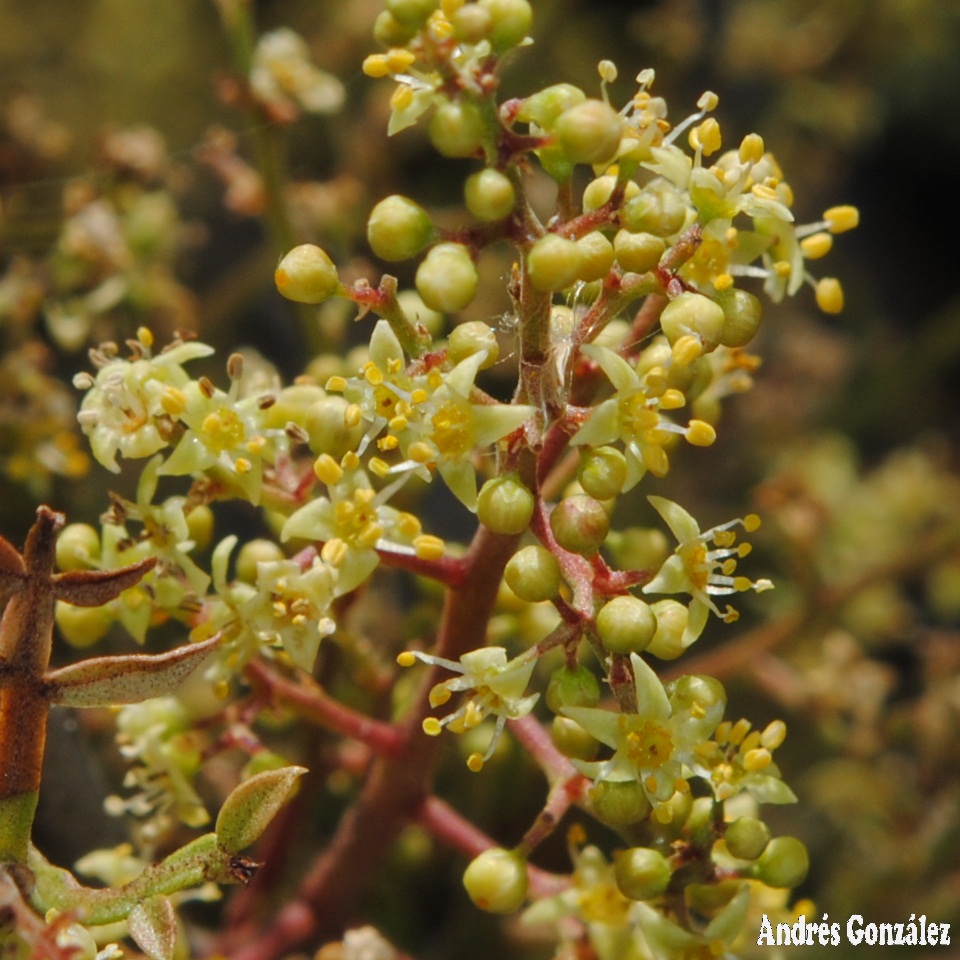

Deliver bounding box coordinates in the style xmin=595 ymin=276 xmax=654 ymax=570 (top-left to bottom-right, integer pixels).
xmin=45 ymin=634 xmax=220 ymax=708
xmin=215 ymin=765 xmax=307 ymax=853
xmin=128 ymin=895 xmax=177 ymax=960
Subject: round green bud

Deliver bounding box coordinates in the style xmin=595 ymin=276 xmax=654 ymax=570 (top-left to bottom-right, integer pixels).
xmin=717 ymin=287 xmax=763 ymax=347
xmin=464 ymin=168 xmax=516 ymax=222
xmin=275 ymin=244 xmax=340 ymax=304
xmin=505 ymin=545 xmax=561 ymax=602
xmin=550 ymin=716 xmax=599 ymax=760
xmin=527 ymin=234 xmax=583 ymax=292
xmin=614 ymin=847 xmax=672 ymax=901
xmin=724 ymin=816 xmax=771 ymax=861
xmin=185 ymin=504 xmax=215 ymax=551
xmin=754 ymin=836 xmax=809 ymax=889
xmin=385 ymin=0 xmax=437 ymax=28
xmin=546 ymin=664 xmax=600 ymax=712
xmin=666 ymin=674 xmax=726 ymax=717
xmin=589 ymin=780 xmax=651 ymax=826
xmin=56 ymin=523 xmax=100 ymax=571
xmin=579 ymin=445 xmax=627 ymax=500
xmin=373 ymin=10 xmax=416 ymax=46
xmin=582 ymin=175 xmax=639 ymax=213
xmin=452 ymin=3 xmax=491 ymax=43
xmin=56 ymin=601 xmax=115 ymax=649
xmin=263 ymin=384 xmax=327 ymax=432
xmin=517 ymin=84 xmax=585 ymax=129
xmin=549 ymin=494 xmax=609 ymax=555
xmin=613 ymin=230 xmax=666 ymax=274
xmin=415 ymin=242 xmax=479 ymax=313
xmin=428 ymin=99 xmax=487 ymax=158
xmin=477 ymin=474 xmax=535 ymax=535
xmin=660 ymin=292 xmax=725 ymax=352
xmin=477 ymin=0 xmax=532 ymax=51
xmin=367 ymin=195 xmax=435 ymax=262
xmin=236 ymin=538 xmax=286 ymax=583
xmin=607 ymin=527 xmax=670 ymax=572
xmin=463 ymin=848 xmax=528 ymax=914
xmin=596 ymin=595 xmax=657 ymax=654
xmin=554 ymin=99 xmax=623 ymax=166
xmin=575 ymin=231 xmax=615 ymax=282
xmin=621 ymin=186 xmax=688 ymax=237
xmin=449 ymin=320 xmax=499 ymax=368
xmin=305 ymin=395 xmax=365 ymax=459
xmin=644 ymin=599 xmax=690 ymax=660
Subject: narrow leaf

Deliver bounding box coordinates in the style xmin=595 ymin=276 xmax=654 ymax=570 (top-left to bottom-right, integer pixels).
xmin=53 ymin=556 xmax=157 ymax=607
xmin=216 ymin=766 xmax=307 ymax=853
xmin=128 ymin=895 xmax=177 ymax=960
xmin=45 ymin=634 xmax=220 ymax=708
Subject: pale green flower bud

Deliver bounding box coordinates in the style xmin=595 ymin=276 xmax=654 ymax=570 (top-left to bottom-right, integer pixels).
xmin=614 ymin=847 xmax=672 ymax=900
xmin=724 ymin=816 xmax=771 ymax=861
xmin=607 ymin=526 xmax=670 ymax=572
xmin=416 ymin=242 xmax=479 ymax=312
xmin=449 ymin=320 xmax=499 ymax=368
xmin=717 ymin=287 xmax=763 ymax=347
xmin=754 ymin=836 xmax=809 ymax=888
xmin=660 ymin=292 xmax=725 ymax=353
xmin=452 ymin=3 xmax=492 ymax=43
xmin=477 ymin=474 xmax=535 ymax=535
xmin=429 ymin=100 xmax=487 ymax=158
xmin=505 ymin=544 xmax=561 ymax=602
xmin=56 ymin=601 xmax=115 ymax=649
xmin=579 ymin=445 xmax=627 ymax=500
xmin=621 ymin=185 xmax=688 ymax=237
xmin=478 ymin=0 xmax=533 ymax=52
xmin=367 ymin=195 xmax=435 ymax=262
xmin=517 ymin=83 xmax=585 ymax=129
xmin=464 ymin=168 xmax=516 ymax=222
xmin=385 ymin=0 xmax=437 ymax=28
xmin=549 ymin=494 xmax=609 ymax=555
xmin=596 ymin=595 xmax=657 ymax=654
xmin=589 ymin=780 xmax=651 ymax=826
xmin=613 ymin=230 xmax=665 ymax=274
xmin=527 ymin=234 xmax=583 ymax=292
xmin=554 ymin=99 xmax=623 ymax=166
xmin=56 ymin=523 xmax=101 ymax=571
xmin=545 ymin=664 xmax=600 ymax=712
xmin=236 ymin=538 xmax=286 ymax=583
xmin=305 ymin=395 xmax=365 ymax=458
xmin=186 ymin=504 xmax=215 ymax=551
xmin=644 ymin=598 xmax=689 ymax=659
xmin=463 ymin=848 xmax=528 ymax=913
xmin=275 ymin=244 xmax=340 ymax=303
xmin=550 ymin=716 xmax=599 ymax=760
xmin=373 ymin=10 xmax=416 ymax=45
xmin=575 ymin=231 xmax=615 ymax=282
xmin=582 ymin=175 xmax=639 ymax=213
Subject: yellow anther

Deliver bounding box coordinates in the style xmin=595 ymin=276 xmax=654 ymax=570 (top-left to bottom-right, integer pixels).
xmin=691 ymin=117 xmax=722 ymax=156
xmin=598 ymin=59 xmax=618 ymax=83
xmin=824 ymin=204 xmax=859 ymax=234
xmin=397 ymin=651 xmax=417 ymax=667
xmin=697 ymin=90 xmax=719 ymax=111
xmin=642 ymin=366 xmax=668 ymax=396
xmin=362 ymin=54 xmax=391 ymax=78
xmin=761 ymin=719 xmax=787 ymax=750
xmin=314 ymin=453 xmax=343 ymax=485
xmin=654 ymin=802 xmax=673 ymax=824
xmin=738 ymin=132 xmax=765 ymax=165
xmin=773 ymin=260 xmax=792 ymax=279
xmin=441 ymin=0 xmax=464 ymax=15
xmin=800 ymin=232 xmax=833 ymax=260
xmin=722 ymin=607 xmax=740 ymax=623
xmin=737 ymin=542 xmax=752 ymax=558
xmin=743 ymin=513 xmax=761 ymax=533
xmin=410 ymin=388 xmax=428 ymax=404
xmin=713 ymin=530 xmax=736 ymax=548
xmin=714 ymin=272 xmax=734 ymax=291
xmin=325 ymin=375 xmax=347 ymax=392
xmin=414 ymin=534 xmax=445 ymax=561
xmin=368 ymin=457 xmax=391 ymax=478
xmin=685 ymin=419 xmax=717 ymax=447
xmin=388 ymin=415 xmax=409 ymax=432
xmin=751 ymin=182 xmax=780 ymax=203
xmin=462 ymin=700 xmax=484 ymax=729
xmin=671 ymin=335 xmax=703 ymax=366
xmin=390 ymin=84 xmax=415 ymax=111
xmin=235 ymin=457 xmax=252 ymax=474
xmin=341 ymin=450 xmax=360 ymax=470
xmin=397 ymin=512 xmax=422 ymax=537
xmin=429 ymin=684 xmax=453 ymax=708
xmin=642 ymin=444 xmax=669 ymax=478
xmin=815 ymin=276 xmax=844 ymax=314
xmin=357 ymin=524 xmax=384 ymax=548
xmin=644 ymin=775 xmax=659 ymax=793
xmin=715 ymin=721 xmax=731 ymax=746
xmin=386 ymin=48 xmax=416 ymax=73
xmin=344 ymin=403 xmax=363 ymax=428
xmin=136 ymin=326 xmax=154 ymax=348
xmin=728 ymin=719 xmax=751 ymax=746
xmin=408 ymin=441 xmax=435 ymax=464
xmin=732 ymin=576 xmax=752 ymax=592
xmin=161 ymin=386 xmax=188 ymax=416
xmin=378 ymin=435 xmax=400 ymax=452
xmin=742 ymin=747 xmax=772 ymax=771
xmin=247 ymin=436 xmax=266 ymax=454
xmin=466 ymin=752 xmax=484 ymax=772
xmin=363 ymin=363 xmax=384 ymax=386
xmin=320 ymin=538 xmax=348 ymax=567
xmin=721 ymin=559 xmax=737 ymax=576
xmin=659 ymin=388 xmax=686 ymax=410
xmin=740 ymin=730 xmax=762 ymax=754
xmin=422 ymin=717 xmax=443 ymax=736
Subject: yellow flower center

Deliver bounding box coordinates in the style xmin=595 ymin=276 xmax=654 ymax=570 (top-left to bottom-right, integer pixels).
xmin=430 ymin=401 xmax=472 ymax=458
xmin=623 ymin=718 xmax=674 ymax=769
xmin=202 ymin=407 xmax=245 ymax=452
